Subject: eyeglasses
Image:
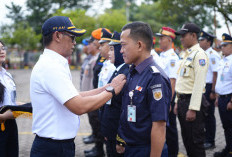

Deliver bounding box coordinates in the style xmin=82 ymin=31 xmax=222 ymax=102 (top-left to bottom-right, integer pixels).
xmin=0 ymin=47 xmax=6 ymax=51
xmin=61 ymin=32 xmax=76 ymax=43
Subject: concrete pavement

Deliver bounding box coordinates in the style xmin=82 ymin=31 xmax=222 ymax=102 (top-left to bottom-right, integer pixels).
xmin=9 ymin=69 xmax=226 ymax=157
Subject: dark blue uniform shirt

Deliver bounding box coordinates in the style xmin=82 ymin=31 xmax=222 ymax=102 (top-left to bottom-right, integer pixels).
xmin=100 ymin=64 xmax=129 ymax=140
xmin=118 ymin=56 xmax=171 ymax=146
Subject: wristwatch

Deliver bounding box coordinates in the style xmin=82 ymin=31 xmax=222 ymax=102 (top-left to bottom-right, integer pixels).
xmin=105 ymin=86 xmax=115 ymax=96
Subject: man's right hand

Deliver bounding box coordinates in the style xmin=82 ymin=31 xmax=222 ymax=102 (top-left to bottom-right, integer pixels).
xmin=110 ymin=74 xmax=126 ymax=95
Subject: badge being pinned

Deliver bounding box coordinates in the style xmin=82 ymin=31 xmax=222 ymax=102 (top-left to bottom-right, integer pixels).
xmin=152 ymin=88 xmax=162 ymax=101
xmin=199 ymin=59 xmax=206 ymax=66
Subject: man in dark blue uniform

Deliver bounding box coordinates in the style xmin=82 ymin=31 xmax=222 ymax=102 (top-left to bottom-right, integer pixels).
xmin=117 ymin=22 xmax=171 ymax=157
xmin=100 ymin=31 xmax=129 ymax=157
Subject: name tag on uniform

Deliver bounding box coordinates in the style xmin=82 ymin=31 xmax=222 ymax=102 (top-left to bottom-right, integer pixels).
xmin=221 ymin=74 xmax=224 ymax=81
xmin=127 ymin=105 xmax=136 ymax=122
xmin=180 ymin=68 xmax=185 ymax=76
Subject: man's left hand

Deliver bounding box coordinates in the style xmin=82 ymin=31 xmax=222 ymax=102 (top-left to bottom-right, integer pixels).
xmin=186 ymin=110 xmax=196 ymax=121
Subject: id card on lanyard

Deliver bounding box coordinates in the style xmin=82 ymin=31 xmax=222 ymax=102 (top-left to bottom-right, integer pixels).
xmin=127 ymin=91 xmax=136 ymax=122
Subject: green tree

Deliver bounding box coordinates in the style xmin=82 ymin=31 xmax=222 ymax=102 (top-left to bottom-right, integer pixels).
xmin=97 ymin=9 xmax=127 ymax=32
xmin=5 ymin=2 xmax=24 ymax=24
xmin=53 ymin=9 xmax=97 ymax=43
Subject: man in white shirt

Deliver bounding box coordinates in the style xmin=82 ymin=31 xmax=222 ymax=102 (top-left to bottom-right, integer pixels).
xmin=199 ymin=30 xmax=220 ymax=150
xmin=155 ymin=27 xmax=179 ymax=157
xmin=30 ymin=16 xmax=126 ymax=157
xmin=214 ymin=33 xmax=232 ymax=157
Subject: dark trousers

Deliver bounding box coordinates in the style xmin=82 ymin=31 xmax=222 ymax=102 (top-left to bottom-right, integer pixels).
xmin=218 ymin=96 xmax=232 ymax=152
xmin=204 ymin=83 xmax=216 ymax=144
xmin=124 ymin=143 xmax=168 ymax=157
xmin=30 ymin=135 xmax=75 ymax=157
xmin=166 ymin=97 xmax=179 ymax=157
xmin=0 ymin=119 xmax=18 ymax=157
xmin=177 ymin=95 xmax=206 ymax=157
xmin=106 ymin=139 xmax=124 ymax=157
xmin=88 ymin=110 xmax=104 ymax=150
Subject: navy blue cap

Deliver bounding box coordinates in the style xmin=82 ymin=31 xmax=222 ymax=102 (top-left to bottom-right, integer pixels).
xmin=99 ymin=28 xmax=112 ymax=44
xmin=109 ymin=31 xmax=121 ymax=46
xmin=42 ymin=16 xmax=86 ymax=36
xmin=221 ymin=33 xmax=232 ymax=46
xmin=175 ymin=23 xmax=200 ymax=35
xmin=199 ymin=31 xmax=216 ymax=41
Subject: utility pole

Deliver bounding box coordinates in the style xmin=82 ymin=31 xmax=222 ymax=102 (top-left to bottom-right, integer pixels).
xmin=126 ymin=0 xmax=131 ymax=22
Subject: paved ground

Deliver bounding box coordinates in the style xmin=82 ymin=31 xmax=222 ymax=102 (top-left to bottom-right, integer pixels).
xmin=9 ymin=69 xmax=226 ymax=157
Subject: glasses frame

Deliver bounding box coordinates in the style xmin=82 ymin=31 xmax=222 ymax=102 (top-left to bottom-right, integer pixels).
xmin=0 ymin=46 xmax=6 ymax=51
xmin=60 ymin=31 xmax=76 ymax=43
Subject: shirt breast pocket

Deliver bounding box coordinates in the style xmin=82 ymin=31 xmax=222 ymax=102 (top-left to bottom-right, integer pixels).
xmin=180 ymin=61 xmax=192 ymax=77
xmin=133 ymin=90 xmax=145 ymax=106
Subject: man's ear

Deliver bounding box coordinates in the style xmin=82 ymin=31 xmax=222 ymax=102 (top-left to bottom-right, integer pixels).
xmin=54 ymin=31 xmax=61 ymax=43
xmin=137 ymin=40 xmax=146 ymax=51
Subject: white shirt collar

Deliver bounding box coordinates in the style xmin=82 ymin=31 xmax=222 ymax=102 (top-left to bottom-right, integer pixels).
xmin=205 ymin=47 xmax=212 ymax=54
xmin=160 ymin=48 xmax=175 ymax=57
xmin=224 ymin=54 xmax=232 ymax=61
xmin=43 ymin=48 xmax=68 ymax=66
xmin=0 ymin=67 xmax=6 ymax=75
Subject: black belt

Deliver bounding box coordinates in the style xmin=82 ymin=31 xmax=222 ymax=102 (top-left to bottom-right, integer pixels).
xmin=36 ymin=135 xmax=75 ymax=143
xmin=176 ymin=93 xmax=191 ymax=99
xmin=219 ymin=94 xmax=232 ymax=98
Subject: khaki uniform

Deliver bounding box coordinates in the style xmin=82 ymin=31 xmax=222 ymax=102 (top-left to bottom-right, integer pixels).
xmin=175 ymin=44 xmax=208 ymax=111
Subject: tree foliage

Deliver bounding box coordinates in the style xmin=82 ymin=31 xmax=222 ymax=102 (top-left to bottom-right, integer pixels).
xmin=97 ymin=9 xmax=127 ymax=32
xmin=1 ymin=23 xmax=41 ymax=51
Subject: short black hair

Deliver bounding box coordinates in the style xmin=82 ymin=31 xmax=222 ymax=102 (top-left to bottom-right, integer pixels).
xmin=122 ymin=21 xmax=153 ymax=51
xmin=206 ymin=38 xmax=214 ymax=46
xmin=0 ymin=40 xmax=5 ymax=46
xmin=42 ymin=33 xmax=53 ymax=47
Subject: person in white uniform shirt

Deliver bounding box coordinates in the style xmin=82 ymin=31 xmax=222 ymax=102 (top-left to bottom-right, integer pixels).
xmin=30 ymin=16 xmax=126 ymax=157
xmin=214 ymin=33 xmax=232 ymax=157
xmin=98 ymin=28 xmax=116 ymax=88
xmin=0 ymin=40 xmax=18 ymax=157
xmin=199 ymin=30 xmax=221 ymax=150
xmin=155 ymin=27 xmax=179 ymax=157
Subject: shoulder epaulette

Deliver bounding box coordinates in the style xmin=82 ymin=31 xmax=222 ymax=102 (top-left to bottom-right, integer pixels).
xmin=150 ymin=66 xmax=160 ymax=73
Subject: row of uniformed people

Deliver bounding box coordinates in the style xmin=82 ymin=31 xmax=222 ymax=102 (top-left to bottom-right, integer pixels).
xmin=80 ymin=24 xmax=171 ymax=157
xmin=81 ymin=23 xmax=230 ymax=157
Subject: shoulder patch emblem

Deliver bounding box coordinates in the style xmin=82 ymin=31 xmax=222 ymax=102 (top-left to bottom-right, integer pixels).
xmin=170 ymin=60 xmax=176 ymax=67
xmin=211 ymin=58 xmax=216 ymax=65
xmin=199 ymin=59 xmax=206 ymax=66
xmin=152 ymin=88 xmax=162 ymax=101
xmin=150 ymin=66 xmax=160 ymax=73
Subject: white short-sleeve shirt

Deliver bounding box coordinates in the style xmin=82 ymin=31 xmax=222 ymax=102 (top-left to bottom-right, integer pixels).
xmin=151 ymin=49 xmax=164 ymax=69
xmin=0 ymin=68 xmax=17 ymax=107
xmin=160 ymin=49 xmax=179 ymax=79
xmin=205 ymin=47 xmax=221 ymax=83
xmin=98 ymin=60 xmax=116 ymax=88
xmin=215 ymin=54 xmax=232 ymax=95
xmin=30 ymin=49 xmax=79 ymax=140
